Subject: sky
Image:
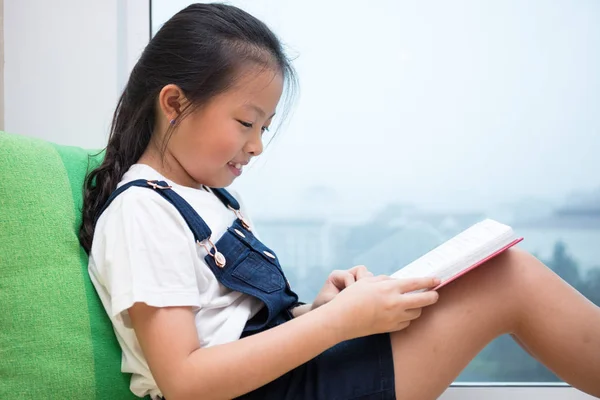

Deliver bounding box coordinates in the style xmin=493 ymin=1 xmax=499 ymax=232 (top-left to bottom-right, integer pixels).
xmin=152 ymin=0 xmax=600 ymax=220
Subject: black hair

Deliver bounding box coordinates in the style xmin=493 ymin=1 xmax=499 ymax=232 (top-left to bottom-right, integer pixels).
xmin=80 ymin=2 xmax=296 ymax=253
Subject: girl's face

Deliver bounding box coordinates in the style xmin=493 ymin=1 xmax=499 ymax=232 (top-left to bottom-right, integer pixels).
xmin=154 ymin=67 xmax=283 ymax=189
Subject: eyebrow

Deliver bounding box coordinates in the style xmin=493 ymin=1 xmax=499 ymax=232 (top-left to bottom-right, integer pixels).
xmin=244 ymin=103 xmax=276 ymax=119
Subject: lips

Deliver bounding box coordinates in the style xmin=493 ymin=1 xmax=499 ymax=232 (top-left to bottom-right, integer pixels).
xmin=228 ymin=162 xmax=243 ymax=176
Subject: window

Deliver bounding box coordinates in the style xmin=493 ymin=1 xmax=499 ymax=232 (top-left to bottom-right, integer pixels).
xmin=3 ymin=0 xmax=149 ymax=149
xmin=150 ymin=1 xmax=599 ymax=398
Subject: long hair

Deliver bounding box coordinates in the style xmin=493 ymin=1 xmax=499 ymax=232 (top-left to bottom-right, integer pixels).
xmin=79 ymin=3 xmax=296 ymax=253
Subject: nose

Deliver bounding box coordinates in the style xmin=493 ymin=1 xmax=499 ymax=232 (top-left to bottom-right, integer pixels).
xmin=244 ymin=130 xmax=264 ymax=157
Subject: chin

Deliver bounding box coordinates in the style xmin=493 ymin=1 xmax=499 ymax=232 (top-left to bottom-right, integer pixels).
xmin=188 ymin=170 xmax=232 ymax=189
xmin=206 ymin=177 xmax=235 ymax=189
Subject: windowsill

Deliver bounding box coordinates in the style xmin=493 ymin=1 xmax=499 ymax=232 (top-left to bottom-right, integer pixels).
xmin=441 ymin=385 xmax=597 ymax=399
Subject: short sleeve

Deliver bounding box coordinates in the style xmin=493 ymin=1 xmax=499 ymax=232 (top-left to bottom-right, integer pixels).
xmin=92 ymin=188 xmax=202 ymax=324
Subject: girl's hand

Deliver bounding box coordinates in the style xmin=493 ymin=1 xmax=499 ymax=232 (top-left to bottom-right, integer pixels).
xmin=324 ymin=276 xmax=441 ymax=341
xmin=311 ymin=265 xmax=374 ymax=311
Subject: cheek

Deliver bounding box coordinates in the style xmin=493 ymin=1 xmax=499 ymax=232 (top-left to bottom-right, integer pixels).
xmin=171 ymin=118 xmax=240 ymax=166
xmin=199 ymin=120 xmax=245 ymax=159
xmin=170 ymin=124 xmax=203 ymax=156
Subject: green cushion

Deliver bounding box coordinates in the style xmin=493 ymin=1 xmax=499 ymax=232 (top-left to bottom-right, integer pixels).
xmin=0 ymin=131 xmax=136 ymax=399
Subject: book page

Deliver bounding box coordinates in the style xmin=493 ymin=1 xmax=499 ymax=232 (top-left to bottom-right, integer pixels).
xmin=391 ymin=219 xmax=514 ymax=280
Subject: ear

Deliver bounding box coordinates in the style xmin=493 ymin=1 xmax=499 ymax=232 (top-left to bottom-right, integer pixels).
xmin=157 ymin=84 xmax=187 ymax=123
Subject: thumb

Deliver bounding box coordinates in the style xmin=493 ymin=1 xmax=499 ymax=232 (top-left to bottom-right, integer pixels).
xmin=397 ymin=277 xmax=440 ymax=294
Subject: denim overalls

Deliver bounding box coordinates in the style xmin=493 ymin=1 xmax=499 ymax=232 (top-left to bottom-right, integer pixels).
xmin=97 ymin=179 xmax=302 ymax=335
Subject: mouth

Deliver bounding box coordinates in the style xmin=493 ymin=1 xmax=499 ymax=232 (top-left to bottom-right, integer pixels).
xmin=227 ymin=161 xmax=243 ymax=177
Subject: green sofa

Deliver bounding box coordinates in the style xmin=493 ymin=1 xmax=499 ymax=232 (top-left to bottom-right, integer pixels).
xmin=0 ymin=131 xmax=137 ymax=399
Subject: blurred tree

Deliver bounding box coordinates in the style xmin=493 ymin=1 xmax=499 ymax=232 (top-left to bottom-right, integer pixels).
xmin=579 ymin=267 xmax=600 ymax=307
xmin=545 ymin=241 xmax=581 ymax=287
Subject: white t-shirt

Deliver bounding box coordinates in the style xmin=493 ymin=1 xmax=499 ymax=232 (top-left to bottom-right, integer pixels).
xmin=88 ymin=164 xmax=264 ymax=399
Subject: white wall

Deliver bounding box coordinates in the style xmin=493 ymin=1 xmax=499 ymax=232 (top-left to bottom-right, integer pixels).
xmin=3 ymin=0 xmax=148 ymax=149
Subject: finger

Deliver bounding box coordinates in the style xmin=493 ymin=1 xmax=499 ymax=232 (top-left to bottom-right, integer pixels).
xmin=344 ymin=272 xmax=356 ymax=288
xmin=397 ymin=277 xmax=441 ymax=294
xmin=327 ymin=270 xmax=345 ymax=290
xmin=349 ymin=265 xmax=373 ymax=280
xmin=401 ymin=291 xmax=440 ymax=309
xmin=395 ymin=320 xmax=411 ymax=331
xmin=402 ymin=307 xmax=422 ymax=321
xmin=329 ymin=271 xmax=355 ymax=290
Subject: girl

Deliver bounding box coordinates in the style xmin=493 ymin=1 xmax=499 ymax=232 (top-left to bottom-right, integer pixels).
xmin=80 ymin=3 xmax=600 ymax=400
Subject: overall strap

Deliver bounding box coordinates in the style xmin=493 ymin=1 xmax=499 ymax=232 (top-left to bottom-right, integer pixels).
xmin=211 ymin=187 xmax=252 ymax=230
xmin=95 ymin=179 xmax=213 ymax=242
xmin=210 ymin=188 xmax=241 ymax=210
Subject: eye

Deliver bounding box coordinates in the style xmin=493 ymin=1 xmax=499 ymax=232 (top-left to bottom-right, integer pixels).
xmin=237 ymin=120 xmax=253 ymax=128
xmin=238 ymin=120 xmax=270 ymax=133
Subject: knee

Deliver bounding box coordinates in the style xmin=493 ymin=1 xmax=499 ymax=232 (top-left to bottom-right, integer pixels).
xmin=478 ymin=246 xmax=549 ymax=296
xmin=496 ymin=247 xmax=545 ymax=277
xmin=432 ymin=246 xmax=550 ymax=306
xmin=442 ymin=246 xmax=545 ymax=300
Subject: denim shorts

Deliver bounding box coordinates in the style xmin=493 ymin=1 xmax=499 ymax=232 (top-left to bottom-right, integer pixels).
xmin=236 ymin=333 xmax=396 ymax=400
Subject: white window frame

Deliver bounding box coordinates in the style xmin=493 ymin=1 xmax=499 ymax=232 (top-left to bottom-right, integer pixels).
xmin=119 ymin=0 xmax=151 ymax=87
xmin=124 ymin=2 xmax=595 ymax=399
xmin=441 ymin=384 xmax=595 ymax=399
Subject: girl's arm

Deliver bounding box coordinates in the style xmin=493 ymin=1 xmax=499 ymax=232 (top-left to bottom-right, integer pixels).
xmin=129 ymin=276 xmax=439 ymax=400
xmin=129 ymin=302 xmax=343 ymax=400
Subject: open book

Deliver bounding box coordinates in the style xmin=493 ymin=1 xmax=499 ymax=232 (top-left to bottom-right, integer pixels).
xmin=391 ymin=219 xmax=523 ymax=291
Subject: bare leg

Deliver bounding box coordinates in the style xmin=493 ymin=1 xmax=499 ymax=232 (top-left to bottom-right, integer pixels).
xmin=390 ymin=248 xmax=600 ymax=399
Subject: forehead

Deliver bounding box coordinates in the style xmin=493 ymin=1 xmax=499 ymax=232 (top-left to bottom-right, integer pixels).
xmin=222 ymin=67 xmax=284 ymax=111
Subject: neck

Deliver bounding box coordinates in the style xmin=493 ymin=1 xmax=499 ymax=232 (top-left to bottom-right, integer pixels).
xmin=138 ymin=136 xmax=202 ymax=189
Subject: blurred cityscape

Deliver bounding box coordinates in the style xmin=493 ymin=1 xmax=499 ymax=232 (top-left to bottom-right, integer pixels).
xmin=254 ymin=186 xmax=600 ymax=383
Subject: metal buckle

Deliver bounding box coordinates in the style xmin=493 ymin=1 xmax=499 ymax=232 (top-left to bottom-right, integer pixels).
xmin=198 ymin=238 xmax=226 ymax=268
xmin=146 ymin=180 xmax=172 ymax=190
xmin=227 ymin=205 xmax=251 ymax=230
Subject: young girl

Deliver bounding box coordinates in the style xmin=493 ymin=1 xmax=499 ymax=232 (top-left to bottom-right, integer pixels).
xmin=80 ymin=3 xmax=600 ymax=400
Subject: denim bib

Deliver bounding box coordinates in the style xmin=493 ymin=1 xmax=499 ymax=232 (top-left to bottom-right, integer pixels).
xmin=96 ymin=179 xmax=301 ymax=335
